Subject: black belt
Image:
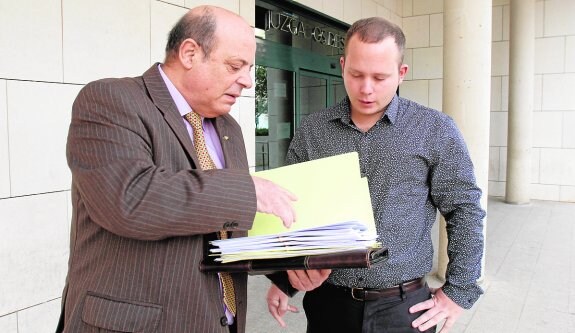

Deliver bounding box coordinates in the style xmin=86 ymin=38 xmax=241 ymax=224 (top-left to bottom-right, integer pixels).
xmin=325 ymin=277 xmax=426 ymax=301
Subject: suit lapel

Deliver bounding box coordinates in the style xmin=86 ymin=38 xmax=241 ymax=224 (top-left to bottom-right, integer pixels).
xmin=142 ymin=63 xmax=201 ymax=168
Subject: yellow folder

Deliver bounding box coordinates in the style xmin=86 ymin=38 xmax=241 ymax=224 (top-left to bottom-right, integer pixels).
xmin=249 ymin=152 xmax=376 ymax=236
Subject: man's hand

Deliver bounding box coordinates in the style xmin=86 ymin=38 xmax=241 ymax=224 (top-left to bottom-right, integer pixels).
xmin=252 ymin=176 xmax=298 ymax=228
xmin=409 ymin=287 xmax=464 ymax=333
xmin=266 ymin=284 xmax=299 ymax=327
xmin=287 ymin=269 xmax=331 ymax=291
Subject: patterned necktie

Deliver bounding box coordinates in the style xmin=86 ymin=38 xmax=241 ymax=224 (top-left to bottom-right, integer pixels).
xmin=185 ymin=111 xmax=236 ymax=316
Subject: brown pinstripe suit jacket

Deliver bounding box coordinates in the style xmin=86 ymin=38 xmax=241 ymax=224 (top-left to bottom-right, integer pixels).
xmin=59 ymin=64 xmax=257 ymax=333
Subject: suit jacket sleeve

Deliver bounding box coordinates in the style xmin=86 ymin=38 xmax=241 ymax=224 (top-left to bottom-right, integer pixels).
xmin=67 ymin=77 xmax=257 ymax=241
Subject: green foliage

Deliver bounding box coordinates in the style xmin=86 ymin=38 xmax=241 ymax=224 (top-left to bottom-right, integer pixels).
xmin=255 ymin=65 xmax=268 ymax=128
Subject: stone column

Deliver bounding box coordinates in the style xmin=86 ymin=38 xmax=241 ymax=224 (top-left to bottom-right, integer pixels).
xmin=438 ymin=0 xmax=491 ymax=281
xmin=505 ymin=0 xmax=535 ymax=204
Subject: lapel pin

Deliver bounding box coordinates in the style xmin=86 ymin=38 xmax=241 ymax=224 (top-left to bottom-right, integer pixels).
xmin=223 ymin=135 xmax=229 ymax=141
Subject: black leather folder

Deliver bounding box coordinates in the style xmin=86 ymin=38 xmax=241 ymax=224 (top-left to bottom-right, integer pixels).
xmin=199 ymin=247 xmax=388 ymax=274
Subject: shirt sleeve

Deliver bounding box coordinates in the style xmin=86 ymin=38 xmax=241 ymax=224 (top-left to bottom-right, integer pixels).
xmin=429 ymin=116 xmax=486 ymax=309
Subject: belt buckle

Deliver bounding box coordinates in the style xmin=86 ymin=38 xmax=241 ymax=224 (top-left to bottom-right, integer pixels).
xmin=351 ymin=287 xmax=364 ymax=301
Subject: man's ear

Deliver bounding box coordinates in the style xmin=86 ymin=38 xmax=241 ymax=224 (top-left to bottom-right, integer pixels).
xmin=398 ymin=63 xmax=409 ymax=84
xmin=179 ymin=38 xmax=200 ymax=69
xmin=340 ymin=56 xmax=345 ymax=76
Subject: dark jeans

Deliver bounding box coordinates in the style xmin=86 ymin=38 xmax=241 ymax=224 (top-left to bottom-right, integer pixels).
xmin=303 ymin=282 xmax=436 ymax=333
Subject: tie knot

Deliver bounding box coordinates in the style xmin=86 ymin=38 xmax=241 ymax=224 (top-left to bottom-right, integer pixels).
xmin=184 ymin=111 xmax=216 ymax=170
xmin=185 ymin=111 xmax=202 ymax=131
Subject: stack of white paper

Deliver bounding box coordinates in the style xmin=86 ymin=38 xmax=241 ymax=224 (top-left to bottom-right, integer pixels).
xmin=210 ymin=220 xmax=379 ymax=263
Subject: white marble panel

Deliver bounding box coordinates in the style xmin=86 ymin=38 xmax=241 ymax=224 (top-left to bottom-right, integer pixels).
xmin=62 ymin=0 xmax=151 ymax=84
xmin=429 ymin=14 xmax=442 ymax=47
xmin=402 ymin=0 xmax=413 ymax=17
xmin=240 ymin=0 xmax=256 ymax=26
xmin=559 ymin=186 xmax=575 ymax=202
xmin=535 ymin=37 xmax=565 ymax=74
xmin=383 ymin=0 xmax=401 ymax=16
xmin=492 ymin=6 xmax=503 ymax=42
xmin=544 ymin=0 xmax=575 ymax=37
xmin=295 ymin=0 xmax=323 ymax=12
xmin=160 ymin=0 xmax=185 ymax=6
xmin=412 ymin=0 xmax=442 ymax=15
xmin=343 ymin=0 xmax=362 ymax=25
xmin=564 ymin=112 xmax=575 ymax=148
xmin=532 ymin=111 xmax=563 ymax=148
xmin=427 ymin=79 xmax=442 ymax=112
xmin=403 ymin=49 xmax=413 ymax=81
xmin=151 ymin=1 xmax=189 ymax=65
xmin=531 ymin=148 xmax=541 ymax=183
xmin=533 ymin=75 xmax=543 ymax=111
xmin=502 ymin=5 xmax=510 ymax=41
xmin=542 ymin=73 xmax=575 ymax=111
xmin=362 ymin=0 xmax=378 ymax=18
xmin=491 ymin=76 xmax=502 ymax=111
xmin=0 ymin=193 xmax=69 ymax=314
xmin=403 ymin=15 xmax=430 ymax=49
xmin=540 ymin=148 xmax=575 ymax=185
xmin=489 ymin=146 xmax=501 ymax=181
xmin=535 ymin=1 xmax=544 ymax=38
xmin=492 ymin=41 xmax=510 ymax=76
xmin=399 ymin=80 xmax=428 ymax=107
xmin=186 ymin=0 xmax=239 ymax=13
xmin=0 ymin=314 xmax=17 ymax=333
xmin=488 ymin=181 xmax=506 ymax=198
xmin=531 ymin=183 xmax=560 ymax=201
xmin=376 ymin=5 xmax=391 ymax=20
xmin=411 ymin=47 xmax=443 ymax=80
xmin=0 ymin=0 xmax=62 ymax=82
xmin=323 ymin=0 xmax=344 ymax=22
xmin=566 ymin=36 xmax=575 ymax=73
xmin=389 ymin=13 xmax=402 ymax=28
xmin=7 ymin=81 xmax=81 ymax=196
xmin=0 ymin=80 xmax=9 ymax=198
xmin=18 ymin=299 xmax=62 ymax=333
xmin=562 ymin=149 xmax=575 ymax=185
xmin=490 ymin=111 xmax=508 ymax=147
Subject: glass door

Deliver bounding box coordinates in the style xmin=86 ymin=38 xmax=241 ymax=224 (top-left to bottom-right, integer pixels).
xmin=296 ymin=70 xmax=347 ymax=127
xmin=255 ymin=65 xmax=295 ymax=171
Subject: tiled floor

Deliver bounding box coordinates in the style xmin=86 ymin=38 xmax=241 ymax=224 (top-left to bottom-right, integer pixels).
xmin=246 ymin=197 xmax=575 ymax=333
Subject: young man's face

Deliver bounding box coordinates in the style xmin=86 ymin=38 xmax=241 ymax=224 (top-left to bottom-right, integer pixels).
xmin=340 ymin=36 xmax=408 ymax=123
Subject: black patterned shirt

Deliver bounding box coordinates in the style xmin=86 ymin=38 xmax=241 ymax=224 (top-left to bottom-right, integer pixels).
xmin=286 ymin=95 xmax=485 ymax=309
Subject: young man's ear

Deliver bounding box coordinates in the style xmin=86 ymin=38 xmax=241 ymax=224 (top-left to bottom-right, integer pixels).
xmin=340 ymin=56 xmax=345 ymax=76
xmin=398 ymin=64 xmax=409 ymax=84
xmin=179 ymin=38 xmax=200 ymax=69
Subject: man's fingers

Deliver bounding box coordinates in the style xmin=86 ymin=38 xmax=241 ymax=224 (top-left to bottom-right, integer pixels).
xmin=287 ymin=304 xmax=299 ymax=313
xmin=268 ymin=305 xmax=286 ymax=328
xmin=287 ymin=269 xmax=331 ymax=291
xmin=253 ymin=176 xmax=297 ymax=228
xmin=409 ymin=299 xmax=435 ymax=313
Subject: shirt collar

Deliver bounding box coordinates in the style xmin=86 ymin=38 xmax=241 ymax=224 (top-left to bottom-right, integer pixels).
xmin=328 ymin=94 xmax=400 ymax=125
xmin=158 ymin=64 xmax=192 ymax=118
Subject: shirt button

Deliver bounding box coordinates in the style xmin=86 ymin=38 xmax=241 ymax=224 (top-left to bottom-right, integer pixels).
xmin=220 ymin=316 xmax=229 ymax=326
